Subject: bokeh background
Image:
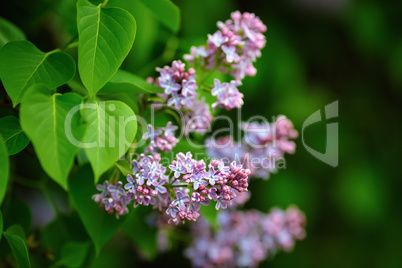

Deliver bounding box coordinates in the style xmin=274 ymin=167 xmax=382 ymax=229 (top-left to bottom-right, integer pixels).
xmin=1 ymin=0 xmax=401 ymax=267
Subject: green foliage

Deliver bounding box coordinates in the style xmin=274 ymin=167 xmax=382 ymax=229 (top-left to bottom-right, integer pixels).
xmin=0 ymin=116 xmax=29 ymax=155
xmin=82 ymin=99 xmax=137 ymax=182
xmin=114 ymin=160 xmax=132 ymax=177
xmin=0 ymin=135 xmax=9 ymax=206
xmin=0 ymin=41 xmax=76 ymax=106
xmin=2 ymin=200 xmax=32 ymax=235
xmin=0 ymin=17 xmax=26 ymax=48
xmin=122 ymin=206 xmax=158 ymax=259
xmin=20 ymin=85 xmax=86 ymax=190
xmin=139 ymin=0 xmax=181 ymax=33
xmin=70 ymin=165 xmax=125 ymax=255
xmin=53 ymin=241 xmax=90 ymax=268
xmin=97 ymin=70 xmax=162 ymax=114
xmin=99 ymin=70 xmax=163 ymax=95
xmin=3 ymin=225 xmax=31 ymax=268
xmin=42 ymin=213 xmax=90 ymax=262
xmin=0 ymin=211 xmax=3 ymax=241
xmin=200 ymin=201 xmax=218 ymax=228
xmin=77 ymin=0 xmax=137 ymax=96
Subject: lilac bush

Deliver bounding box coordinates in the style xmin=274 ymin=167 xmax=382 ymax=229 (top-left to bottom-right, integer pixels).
xmin=207 ymin=116 xmax=298 ymax=179
xmin=93 ymin=150 xmax=251 ymax=224
xmin=185 ymin=206 xmax=306 ymax=267
xmin=0 ymin=0 xmax=309 ymax=265
xmin=91 ymin=10 xmax=305 ymax=267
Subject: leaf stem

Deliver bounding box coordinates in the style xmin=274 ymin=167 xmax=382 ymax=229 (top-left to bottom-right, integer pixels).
xmin=62 ymin=35 xmax=78 ymax=51
xmin=101 ymin=0 xmax=109 ymax=7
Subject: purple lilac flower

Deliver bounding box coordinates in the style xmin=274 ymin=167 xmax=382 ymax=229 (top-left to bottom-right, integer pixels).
xmin=184 ymin=206 xmax=306 ymax=267
xmin=211 ymin=79 xmax=243 ymax=110
xmin=203 ymin=167 xmax=220 ymax=185
xmin=182 ymin=98 xmax=213 ymax=135
xmin=155 ymin=60 xmax=198 ymax=109
xmin=166 ymin=153 xmax=250 ymax=224
xmin=152 ymin=60 xmax=213 ymax=134
xmin=107 ymin=181 xmax=124 ymax=199
xmin=143 ymin=122 xmax=179 ymax=154
xmin=93 ymin=180 xmax=132 ymax=219
xmin=192 ymin=172 xmax=208 ymax=190
xmin=184 ymin=11 xmax=267 ymax=81
xmin=172 ymin=191 xmax=190 ymax=210
xmin=94 ymin=146 xmax=251 ymax=224
xmin=206 ymin=116 xmax=298 ymax=179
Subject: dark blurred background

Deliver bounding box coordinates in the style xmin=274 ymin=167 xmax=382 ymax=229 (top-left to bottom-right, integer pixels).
xmin=1 ymin=0 xmax=401 ymax=267
xmin=177 ymin=1 xmax=402 ymax=267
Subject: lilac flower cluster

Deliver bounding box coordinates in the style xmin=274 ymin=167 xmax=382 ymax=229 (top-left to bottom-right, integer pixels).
xmin=183 ymin=11 xmax=267 ymax=110
xmin=149 ymin=11 xmax=267 ymax=134
xmin=182 ymin=97 xmax=213 ymax=134
xmin=143 ymin=122 xmax=178 ymax=153
xmin=206 ymin=116 xmax=298 ymax=179
xmin=92 ymin=181 xmax=130 ymax=219
xmin=93 ymin=152 xmax=251 ymax=223
xmin=166 ymin=153 xmax=250 ymax=224
xmin=155 ymin=60 xmax=198 ymax=109
xmin=185 ymin=206 xmax=306 ymax=268
xmin=184 ymin=11 xmax=267 ymax=81
xmin=152 ymin=60 xmax=213 ymax=134
xmin=211 ymin=79 xmax=243 ymax=110
xmin=92 ymin=154 xmax=169 ymax=218
xmin=125 ymin=153 xmax=169 ymax=208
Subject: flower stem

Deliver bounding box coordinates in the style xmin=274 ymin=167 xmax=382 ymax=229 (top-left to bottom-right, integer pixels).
xmin=170 ymin=184 xmax=188 ymax=188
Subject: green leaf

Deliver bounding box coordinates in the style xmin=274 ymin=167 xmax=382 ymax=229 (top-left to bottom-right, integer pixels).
xmin=77 ymin=0 xmax=137 ymax=96
xmin=170 ymin=139 xmax=206 ymax=160
xmin=5 ymin=225 xmax=25 ymax=240
xmin=0 ymin=116 xmax=30 ymax=155
xmin=0 ymin=211 xmax=3 ymax=241
xmin=0 ymin=17 xmax=26 ymax=48
xmin=97 ymin=91 xmax=139 ymax=116
xmin=97 ymin=71 xmax=150 ymax=114
xmin=114 ymin=160 xmax=132 ymax=177
xmin=99 ymin=70 xmax=163 ymax=95
xmin=82 ymin=100 xmax=137 ymax=182
xmin=64 ymin=42 xmax=88 ymax=96
xmin=43 ymin=214 xmax=89 ymax=252
xmin=122 ymin=206 xmax=157 ymax=259
xmin=2 ymin=200 xmax=32 ymax=235
xmin=70 ymin=165 xmax=124 ymax=255
xmin=3 ymin=225 xmax=31 ymax=268
xmin=54 ymin=241 xmax=90 ymax=268
xmin=200 ymin=201 xmax=219 ymax=228
xmin=139 ymin=0 xmax=180 ymax=33
xmin=20 ymin=85 xmax=86 ymax=190
xmin=0 ymin=135 xmax=9 ymax=206
xmin=0 ymin=40 xmax=76 ymax=107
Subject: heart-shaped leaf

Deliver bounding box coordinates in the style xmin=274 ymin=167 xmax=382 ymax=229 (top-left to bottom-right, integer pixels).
xmin=0 ymin=40 xmax=76 ymax=107
xmin=77 ymin=0 xmax=136 ymax=96
xmin=82 ymin=100 xmax=137 ymax=182
xmin=20 ymin=85 xmax=86 ymax=190
xmin=0 ymin=17 xmax=26 ymax=48
xmin=0 ymin=116 xmax=30 ymax=155
xmin=0 ymin=135 xmax=9 ymax=206
xmin=139 ymin=0 xmax=180 ymax=33
xmin=3 ymin=225 xmax=31 ymax=268
xmin=99 ymin=70 xmax=163 ymax=95
xmin=70 ymin=165 xmax=124 ymax=255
